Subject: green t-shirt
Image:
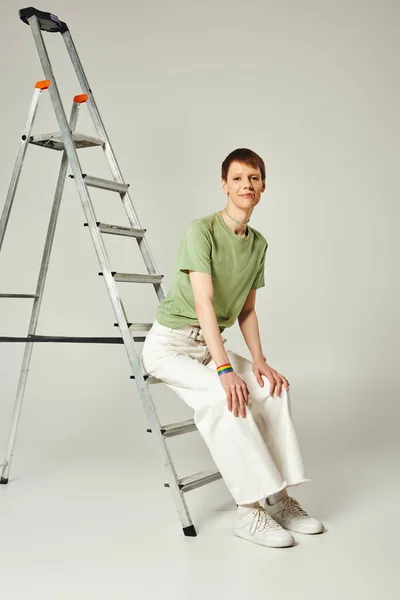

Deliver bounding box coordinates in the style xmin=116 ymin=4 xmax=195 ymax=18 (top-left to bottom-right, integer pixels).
xmin=155 ymin=210 xmax=268 ymax=331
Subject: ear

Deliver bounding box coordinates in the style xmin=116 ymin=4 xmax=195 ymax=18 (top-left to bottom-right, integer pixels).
xmin=221 ymin=179 xmax=228 ymax=194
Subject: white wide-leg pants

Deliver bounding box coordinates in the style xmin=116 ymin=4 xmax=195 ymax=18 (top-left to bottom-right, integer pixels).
xmin=142 ymin=320 xmax=310 ymax=505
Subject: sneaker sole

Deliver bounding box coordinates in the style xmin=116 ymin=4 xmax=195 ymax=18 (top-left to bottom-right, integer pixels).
xmin=272 ymin=517 xmax=325 ymax=535
xmin=233 ymin=529 xmax=295 ymax=548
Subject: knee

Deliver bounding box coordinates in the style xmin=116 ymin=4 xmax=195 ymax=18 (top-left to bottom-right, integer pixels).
xmin=249 ymin=383 xmax=291 ymax=405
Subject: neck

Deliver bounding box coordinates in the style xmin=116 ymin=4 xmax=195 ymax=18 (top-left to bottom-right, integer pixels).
xmin=221 ymin=204 xmax=253 ymax=236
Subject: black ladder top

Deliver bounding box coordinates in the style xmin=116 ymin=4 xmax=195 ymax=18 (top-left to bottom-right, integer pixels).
xmin=19 ymin=7 xmax=68 ymax=33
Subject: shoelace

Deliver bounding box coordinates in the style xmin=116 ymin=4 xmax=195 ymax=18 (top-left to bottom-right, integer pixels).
xmin=249 ymin=505 xmax=280 ymax=535
xmin=280 ymin=496 xmax=308 ymax=518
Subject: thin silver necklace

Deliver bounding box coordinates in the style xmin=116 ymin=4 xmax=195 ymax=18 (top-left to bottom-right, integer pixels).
xmin=223 ymin=207 xmax=250 ymax=226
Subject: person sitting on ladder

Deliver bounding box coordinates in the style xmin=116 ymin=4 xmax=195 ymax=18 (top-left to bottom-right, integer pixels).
xmin=142 ymin=147 xmax=325 ymax=548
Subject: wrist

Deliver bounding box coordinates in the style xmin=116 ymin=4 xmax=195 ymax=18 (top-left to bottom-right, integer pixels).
xmin=216 ymin=362 xmax=233 ymax=376
xmin=252 ymin=354 xmax=266 ymax=362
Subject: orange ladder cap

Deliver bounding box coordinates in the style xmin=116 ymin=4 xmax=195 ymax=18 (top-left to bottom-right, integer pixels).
xmin=35 ymin=80 xmax=51 ymax=90
xmin=74 ymin=93 xmax=88 ymax=104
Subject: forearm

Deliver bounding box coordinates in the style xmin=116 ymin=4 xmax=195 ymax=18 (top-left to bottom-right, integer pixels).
xmin=238 ymin=309 xmax=266 ymax=362
xmin=195 ymin=302 xmax=229 ymax=367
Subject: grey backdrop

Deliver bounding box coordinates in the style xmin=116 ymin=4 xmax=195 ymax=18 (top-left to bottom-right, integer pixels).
xmin=0 ymin=1 xmax=399 ymax=599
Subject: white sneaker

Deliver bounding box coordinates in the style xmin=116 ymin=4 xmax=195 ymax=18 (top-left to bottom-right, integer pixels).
xmin=265 ymin=496 xmax=325 ymax=534
xmin=234 ymin=502 xmax=295 ymax=548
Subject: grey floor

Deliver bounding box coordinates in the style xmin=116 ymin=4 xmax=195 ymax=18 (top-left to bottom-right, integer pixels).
xmin=0 ymin=376 xmax=398 ymax=600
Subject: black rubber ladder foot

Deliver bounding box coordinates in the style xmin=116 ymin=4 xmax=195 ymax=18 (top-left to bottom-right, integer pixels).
xmin=0 ymin=477 xmax=9 ymax=485
xmin=183 ymin=525 xmax=197 ymax=537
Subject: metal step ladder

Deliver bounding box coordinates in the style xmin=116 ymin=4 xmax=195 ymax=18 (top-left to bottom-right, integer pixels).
xmin=0 ymin=7 xmax=222 ymax=537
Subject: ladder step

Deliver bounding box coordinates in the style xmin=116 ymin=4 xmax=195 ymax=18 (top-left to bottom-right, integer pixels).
xmin=0 ymin=294 xmax=38 ymax=299
xmin=99 ymin=272 xmax=163 ymax=284
xmin=84 ymin=222 xmax=146 ymax=238
xmin=115 ymin=321 xmax=154 ymax=341
xmin=82 ymin=175 xmax=129 ymax=193
xmin=146 ymin=376 xmax=164 ymax=385
xmin=29 ymin=131 xmax=104 ymax=151
xmin=165 ymin=469 xmax=222 ymax=493
xmin=179 ymin=469 xmax=222 ymax=493
xmin=146 ymin=375 xmax=164 ymax=385
xmin=114 ymin=322 xmax=153 ymax=330
xmin=130 ymin=374 xmax=164 ymax=384
xmin=147 ymin=419 xmax=197 ymax=438
xmin=128 ymin=322 xmax=153 ymax=334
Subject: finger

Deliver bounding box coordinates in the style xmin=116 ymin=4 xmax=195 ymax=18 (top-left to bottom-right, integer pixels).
xmin=274 ymin=374 xmax=282 ymax=397
xmin=269 ymin=378 xmax=276 ymax=397
xmin=275 ymin=371 xmax=289 ymax=391
xmin=236 ymin=388 xmax=247 ymax=418
xmin=226 ymin=390 xmax=232 ymax=412
xmin=256 ymin=372 xmax=264 ymax=387
xmin=241 ymin=383 xmax=249 ymax=405
xmin=231 ymin=389 xmax=239 ymax=417
xmin=281 ymin=374 xmax=290 ymax=390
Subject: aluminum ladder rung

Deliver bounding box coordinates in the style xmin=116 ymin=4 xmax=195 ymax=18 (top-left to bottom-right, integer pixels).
xmin=84 ymin=222 xmax=146 ymax=238
xmin=146 ymin=376 xmax=164 ymax=385
xmin=147 ymin=419 xmax=197 ymax=439
xmin=120 ymin=321 xmax=153 ymax=341
xmin=29 ymin=131 xmax=104 ymax=150
xmin=0 ymin=294 xmax=38 ymax=299
xmin=81 ymin=174 xmax=129 ymax=193
xmin=99 ymin=272 xmax=163 ymax=284
xmin=167 ymin=469 xmax=222 ymax=493
xmin=128 ymin=322 xmax=153 ymax=333
xmin=130 ymin=374 xmax=164 ymax=384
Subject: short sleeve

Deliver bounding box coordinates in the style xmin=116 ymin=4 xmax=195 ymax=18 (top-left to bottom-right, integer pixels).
xmin=251 ymin=243 xmax=268 ymax=289
xmin=178 ymin=220 xmax=212 ymax=275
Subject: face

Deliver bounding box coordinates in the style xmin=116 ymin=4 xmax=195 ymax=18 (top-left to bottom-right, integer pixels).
xmin=221 ymin=161 xmax=266 ymax=209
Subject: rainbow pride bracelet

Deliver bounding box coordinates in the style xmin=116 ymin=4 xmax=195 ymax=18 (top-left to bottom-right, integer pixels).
xmin=217 ymin=363 xmax=233 ymax=376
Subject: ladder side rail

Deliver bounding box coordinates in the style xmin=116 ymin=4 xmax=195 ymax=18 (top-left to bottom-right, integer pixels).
xmin=1 ymin=99 xmax=82 ymax=482
xmin=62 ymin=30 xmax=195 ymax=525
xmin=0 ymin=86 xmax=43 ymax=253
xmin=27 ymin=18 xmax=154 ymax=375
xmin=62 ymin=30 xmax=127 ymax=185
xmin=61 ymin=31 xmax=167 ymax=304
xmin=61 ymin=27 xmax=195 ymax=526
xmin=25 ymin=17 xmax=192 ymax=529
xmin=27 ymin=15 xmax=127 ymax=324
xmin=27 ymin=15 xmax=145 ymax=382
